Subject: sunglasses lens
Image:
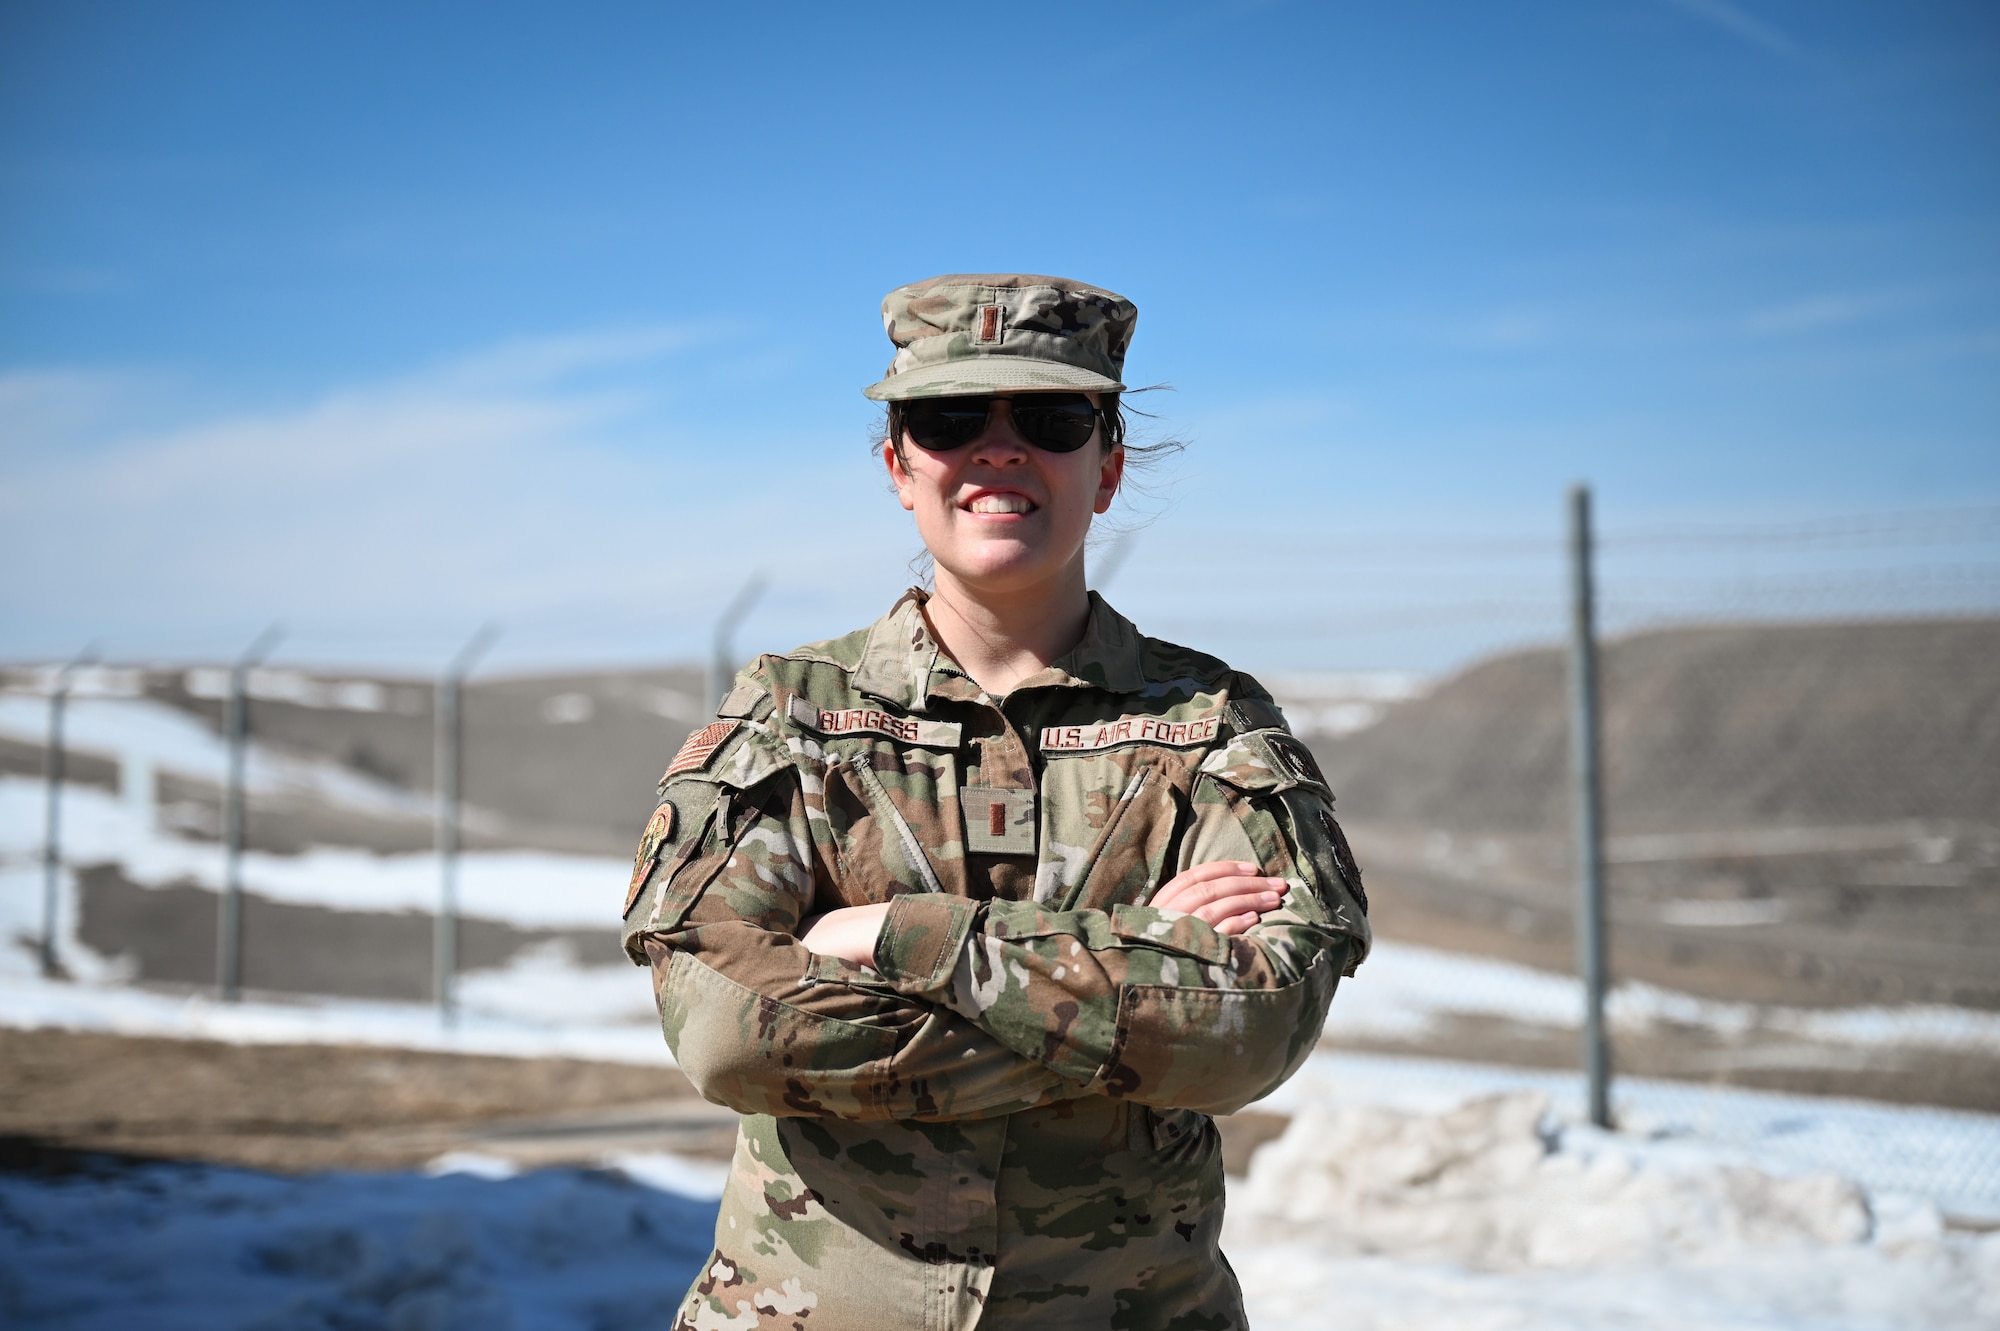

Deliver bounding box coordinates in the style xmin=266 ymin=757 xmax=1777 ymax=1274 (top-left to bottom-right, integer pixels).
xmin=1009 ymin=395 xmax=1098 ymax=452
xmin=902 ymin=393 xmax=1100 ymax=452
xmin=905 ymin=397 xmax=992 ymax=451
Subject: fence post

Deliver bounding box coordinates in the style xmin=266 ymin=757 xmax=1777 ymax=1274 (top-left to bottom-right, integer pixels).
xmin=218 ymin=624 xmax=284 ymax=1002
xmin=41 ymin=647 xmax=96 ymax=978
xmin=706 ymin=575 xmax=767 ymax=714
xmin=436 ymin=624 xmax=499 ymax=1027
xmin=1567 ymin=484 xmax=1612 ymax=1128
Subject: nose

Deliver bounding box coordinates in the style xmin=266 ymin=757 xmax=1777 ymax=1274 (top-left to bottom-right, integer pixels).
xmin=968 ymin=400 xmax=1031 ymax=463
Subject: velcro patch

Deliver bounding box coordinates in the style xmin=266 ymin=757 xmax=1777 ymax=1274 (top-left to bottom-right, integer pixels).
xmin=662 ymin=721 xmax=739 ymax=782
xmin=1040 ymin=712 xmax=1220 ymax=754
xmin=1266 ymin=732 xmax=1330 ymax=790
xmin=786 ymin=695 xmax=962 ymax=748
xmin=962 ymin=786 xmax=1037 ymax=855
xmin=623 ymin=802 xmax=676 ymax=915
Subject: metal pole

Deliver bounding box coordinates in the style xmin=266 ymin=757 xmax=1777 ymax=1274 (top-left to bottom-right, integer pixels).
xmin=436 ymin=623 xmax=499 ymax=1026
xmin=41 ymin=647 xmax=96 ymax=979
xmin=706 ymin=575 xmax=767 ymax=714
xmin=218 ymin=624 xmax=284 ymax=1002
xmin=1567 ymin=484 xmax=1612 ymax=1129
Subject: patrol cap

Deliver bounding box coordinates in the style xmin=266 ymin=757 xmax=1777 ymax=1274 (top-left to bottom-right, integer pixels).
xmin=863 ymin=273 xmax=1137 ymax=402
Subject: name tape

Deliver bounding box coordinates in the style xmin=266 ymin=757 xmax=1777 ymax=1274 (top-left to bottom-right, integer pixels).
xmin=1040 ymin=713 xmax=1220 ymax=754
xmin=787 ymin=695 xmax=962 ymax=748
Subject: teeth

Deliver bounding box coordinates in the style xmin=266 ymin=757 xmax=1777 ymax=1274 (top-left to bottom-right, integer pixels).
xmin=968 ymin=495 xmax=1033 ymax=514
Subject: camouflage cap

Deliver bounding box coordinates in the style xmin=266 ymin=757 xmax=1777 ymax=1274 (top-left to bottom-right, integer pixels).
xmin=863 ymin=273 xmax=1137 ymax=401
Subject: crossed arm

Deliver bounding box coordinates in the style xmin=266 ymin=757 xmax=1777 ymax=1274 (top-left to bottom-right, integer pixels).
xmin=640 ymin=760 xmax=1362 ymax=1122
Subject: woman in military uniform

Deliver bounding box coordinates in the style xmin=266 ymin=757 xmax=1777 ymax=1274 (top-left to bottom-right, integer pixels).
xmin=621 ymin=273 xmax=1370 ymax=1331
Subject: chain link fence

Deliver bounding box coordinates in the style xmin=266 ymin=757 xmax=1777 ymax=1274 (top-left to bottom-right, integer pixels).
xmin=1257 ymin=503 xmax=2000 ymax=1214
xmin=4 ymin=501 xmax=1998 ymax=1211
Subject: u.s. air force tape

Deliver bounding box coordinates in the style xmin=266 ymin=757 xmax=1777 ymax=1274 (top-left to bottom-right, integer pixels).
xmin=1039 ymin=712 xmax=1220 ymax=754
xmin=786 ymin=695 xmax=962 ymax=747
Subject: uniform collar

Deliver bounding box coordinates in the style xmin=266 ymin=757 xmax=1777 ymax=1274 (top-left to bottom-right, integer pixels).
xmin=852 ymin=587 xmax=1148 ymax=710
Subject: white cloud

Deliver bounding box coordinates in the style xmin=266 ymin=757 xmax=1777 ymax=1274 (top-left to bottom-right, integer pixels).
xmin=0 ymin=332 xmax=918 ymax=667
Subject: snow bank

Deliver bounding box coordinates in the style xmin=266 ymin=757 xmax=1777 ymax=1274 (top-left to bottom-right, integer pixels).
xmin=0 ymin=1154 xmax=720 ymax=1331
xmin=1227 ymin=1092 xmax=2000 ymax=1330
xmin=1234 ymin=1092 xmax=1869 ymax=1268
xmin=1263 ymin=1050 xmax=2000 ymax=1224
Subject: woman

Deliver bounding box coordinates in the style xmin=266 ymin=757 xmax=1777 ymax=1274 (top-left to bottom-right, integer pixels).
xmin=621 ymin=273 xmax=1370 ymax=1331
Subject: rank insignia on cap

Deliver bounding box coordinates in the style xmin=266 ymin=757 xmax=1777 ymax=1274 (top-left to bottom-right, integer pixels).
xmin=624 ymin=802 xmax=676 ymax=915
xmin=662 ymin=721 xmax=739 ymax=783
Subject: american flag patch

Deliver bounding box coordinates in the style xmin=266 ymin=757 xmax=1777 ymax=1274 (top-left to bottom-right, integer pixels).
xmin=662 ymin=721 xmax=739 ymax=782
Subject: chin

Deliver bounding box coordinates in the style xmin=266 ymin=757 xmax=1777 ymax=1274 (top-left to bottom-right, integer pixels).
xmin=937 ymin=550 xmax=1063 ymax=590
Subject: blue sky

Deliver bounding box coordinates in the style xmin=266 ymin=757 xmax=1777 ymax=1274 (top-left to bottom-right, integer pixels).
xmin=2 ymin=0 xmax=1995 ymax=673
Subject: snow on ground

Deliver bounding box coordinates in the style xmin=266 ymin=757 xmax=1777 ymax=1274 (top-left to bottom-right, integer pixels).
xmin=7 ymin=702 xmax=2000 ymax=1325
xmin=0 ymin=1152 xmax=721 ymax=1331
xmin=1266 ymin=1050 xmax=2000 ymax=1225
xmin=1227 ymin=1091 xmax=2000 ymax=1331
xmin=15 ymin=763 xmax=2000 ymax=1061
xmin=1340 ymin=935 xmax=2000 ymax=1055
xmin=1 ymin=1089 xmax=1994 ymax=1330
xmin=0 ymin=776 xmax=624 ymax=933
xmin=0 ymin=694 xmax=433 ymax=822
xmin=0 ymin=968 xmax=670 ymax=1065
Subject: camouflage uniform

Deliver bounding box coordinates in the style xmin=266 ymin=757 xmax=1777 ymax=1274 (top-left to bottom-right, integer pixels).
xmin=621 ymin=590 xmax=1371 ymax=1331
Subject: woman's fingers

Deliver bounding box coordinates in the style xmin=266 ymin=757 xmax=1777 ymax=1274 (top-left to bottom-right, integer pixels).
xmin=1213 ymin=909 xmax=1264 ymax=937
xmin=1153 ymin=863 xmax=1287 ymax=915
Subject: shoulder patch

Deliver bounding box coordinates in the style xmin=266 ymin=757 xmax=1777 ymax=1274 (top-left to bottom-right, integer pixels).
xmin=662 ymin=720 xmax=740 ymax=782
xmin=1225 ymin=697 xmax=1288 ymax=735
xmin=785 ymin=694 xmax=962 ymax=747
xmin=1265 ymin=732 xmax=1328 ymax=789
xmin=1040 ymin=711 xmax=1220 ymax=755
xmin=623 ymin=802 xmax=676 ymax=915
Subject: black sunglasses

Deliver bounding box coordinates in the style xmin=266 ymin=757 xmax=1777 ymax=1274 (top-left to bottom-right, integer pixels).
xmin=903 ymin=393 xmax=1103 ymax=454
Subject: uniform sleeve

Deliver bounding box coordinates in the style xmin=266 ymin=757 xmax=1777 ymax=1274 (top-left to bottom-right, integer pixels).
xmin=625 ymin=727 xmax=1079 ymax=1123
xmin=869 ymin=727 xmax=1371 ymax=1117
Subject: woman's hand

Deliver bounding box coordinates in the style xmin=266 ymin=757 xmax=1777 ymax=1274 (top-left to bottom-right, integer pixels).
xmin=1149 ymin=861 xmax=1287 ymax=936
xmin=796 ymin=901 xmax=895 ymax=968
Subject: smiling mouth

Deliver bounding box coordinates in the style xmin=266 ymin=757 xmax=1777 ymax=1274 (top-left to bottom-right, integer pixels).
xmin=965 ymin=494 xmax=1036 ymax=515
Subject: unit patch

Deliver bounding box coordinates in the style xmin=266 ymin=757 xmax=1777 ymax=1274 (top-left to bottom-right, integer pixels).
xmin=662 ymin=721 xmax=739 ymax=783
xmin=1040 ymin=713 xmax=1220 ymax=754
xmin=786 ymin=695 xmax=962 ymax=747
xmin=624 ymin=802 xmax=676 ymax=915
xmin=1266 ymin=732 xmax=1329 ymax=789
xmin=1317 ymin=805 xmax=1368 ymax=916
xmin=962 ymin=786 xmax=1037 ymax=855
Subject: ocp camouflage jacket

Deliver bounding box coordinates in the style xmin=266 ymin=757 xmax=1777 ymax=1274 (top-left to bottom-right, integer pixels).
xmin=621 ymin=590 xmax=1370 ymax=1331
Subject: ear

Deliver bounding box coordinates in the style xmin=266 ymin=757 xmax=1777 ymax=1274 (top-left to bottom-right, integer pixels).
xmin=1092 ymin=445 xmax=1125 ymax=516
xmin=884 ymin=437 xmax=918 ymax=513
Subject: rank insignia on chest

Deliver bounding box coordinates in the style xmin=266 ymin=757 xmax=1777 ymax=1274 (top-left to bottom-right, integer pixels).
xmin=962 ymin=786 xmax=1037 ymax=856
